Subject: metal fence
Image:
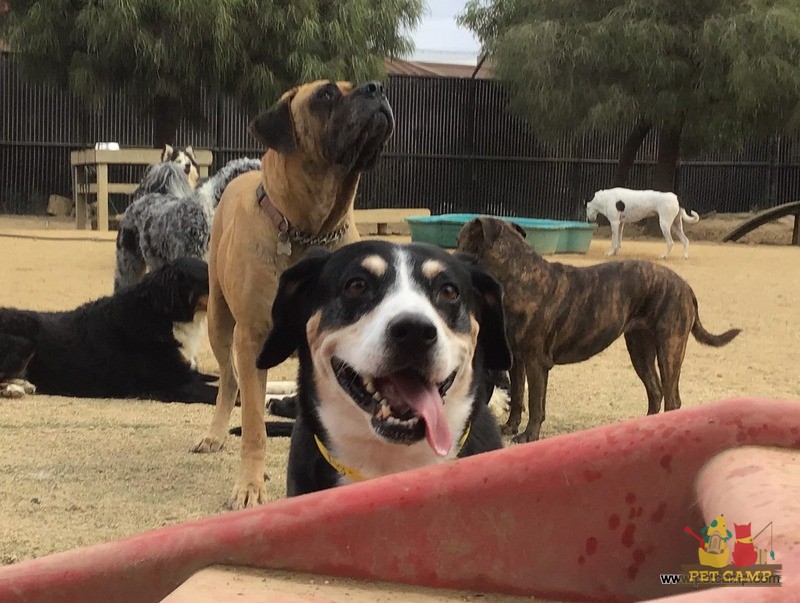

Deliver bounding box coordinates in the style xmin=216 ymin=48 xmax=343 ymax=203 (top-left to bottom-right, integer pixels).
xmin=2 ymin=52 xmax=799 ymax=218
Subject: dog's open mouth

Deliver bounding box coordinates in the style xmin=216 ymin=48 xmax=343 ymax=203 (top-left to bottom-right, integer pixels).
xmin=332 ymin=357 xmax=456 ymax=456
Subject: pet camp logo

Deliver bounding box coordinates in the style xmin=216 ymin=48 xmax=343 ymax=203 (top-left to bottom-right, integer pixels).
xmin=661 ymin=514 xmax=782 ymax=587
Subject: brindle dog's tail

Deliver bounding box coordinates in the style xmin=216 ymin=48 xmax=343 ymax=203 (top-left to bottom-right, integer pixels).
xmin=691 ymin=296 xmax=742 ymax=347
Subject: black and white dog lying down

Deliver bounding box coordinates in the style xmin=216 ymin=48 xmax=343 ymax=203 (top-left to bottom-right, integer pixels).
xmin=250 ymin=241 xmax=512 ymax=496
xmin=0 ymin=258 xmax=217 ymax=403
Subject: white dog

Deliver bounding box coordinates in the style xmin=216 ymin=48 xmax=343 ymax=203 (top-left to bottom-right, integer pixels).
xmin=586 ymin=187 xmax=700 ymax=259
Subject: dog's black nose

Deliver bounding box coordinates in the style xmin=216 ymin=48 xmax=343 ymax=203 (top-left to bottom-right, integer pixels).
xmin=359 ymin=81 xmax=384 ymax=96
xmin=388 ymin=314 xmax=437 ymax=354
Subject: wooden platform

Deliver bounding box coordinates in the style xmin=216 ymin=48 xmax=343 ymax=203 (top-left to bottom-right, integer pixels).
xmin=71 ymin=148 xmax=214 ymax=232
xmin=353 ymin=208 xmax=430 ymax=235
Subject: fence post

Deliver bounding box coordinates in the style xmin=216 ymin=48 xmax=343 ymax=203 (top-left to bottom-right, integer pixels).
xmin=465 ymin=77 xmax=477 ymax=211
xmin=768 ymin=136 xmax=778 ymax=206
xmin=214 ymin=94 xmax=223 ymax=171
xmin=567 ymin=135 xmax=584 ymax=220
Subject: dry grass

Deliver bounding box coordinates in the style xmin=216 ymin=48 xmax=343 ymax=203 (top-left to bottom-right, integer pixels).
xmin=1 ymin=214 xmax=798 ymax=594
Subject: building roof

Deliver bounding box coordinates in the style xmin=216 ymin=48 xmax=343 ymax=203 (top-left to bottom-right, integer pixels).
xmin=384 ymin=57 xmax=493 ymax=79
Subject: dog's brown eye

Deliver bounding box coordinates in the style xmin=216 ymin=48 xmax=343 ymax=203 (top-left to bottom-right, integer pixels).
xmin=438 ymin=284 xmax=459 ymax=302
xmin=345 ymin=278 xmax=368 ymax=296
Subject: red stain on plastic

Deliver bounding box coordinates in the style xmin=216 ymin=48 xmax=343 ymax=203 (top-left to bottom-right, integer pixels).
xmin=586 ymin=537 xmax=598 ymax=556
xmin=622 ymin=523 xmax=636 ymax=548
xmin=578 ymin=555 xmax=585 ymax=565
xmin=659 ymin=454 xmax=672 ymax=473
xmin=583 ymin=470 xmax=603 ymax=482
xmin=636 ymin=507 xmax=643 ymax=517
xmin=608 ymin=514 xmax=620 ymax=530
xmin=633 ymin=549 xmax=646 ymax=565
xmin=625 ymin=493 xmax=636 ymax=504
xmin=650 ymin=502 xmax=667 ymax=523
xmin=627 ymin=564 xmax=639 ymax=581
xmin=728 ymin=465 xmax=763 ymax=479
xmin=628 ymin=507 xmax=636 ymax=519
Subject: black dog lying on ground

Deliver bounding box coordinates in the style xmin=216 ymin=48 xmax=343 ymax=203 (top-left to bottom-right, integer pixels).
xmin=235 ymin=241 xmax=511 ymax=496
xmin=0 ymin=258 xmax=217 ymax=403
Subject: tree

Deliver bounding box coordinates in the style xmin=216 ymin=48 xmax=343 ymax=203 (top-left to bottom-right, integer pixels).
xmin=459 ymin=0 xmax=800 ymax=194
xmin=1 ymin=0 xmax=423 ymax=146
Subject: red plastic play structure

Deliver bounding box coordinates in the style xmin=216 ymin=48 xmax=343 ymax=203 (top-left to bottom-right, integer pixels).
xmin=0 ymin=397 xmax=798 ymax=602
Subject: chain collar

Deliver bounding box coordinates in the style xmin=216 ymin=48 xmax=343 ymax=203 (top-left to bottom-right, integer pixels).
xmin=256 ymin=183 xmax=348 ymax=247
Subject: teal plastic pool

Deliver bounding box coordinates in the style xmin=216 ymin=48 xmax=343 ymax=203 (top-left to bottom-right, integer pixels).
xmin=405 ymin=214 xmax=597 ymax=254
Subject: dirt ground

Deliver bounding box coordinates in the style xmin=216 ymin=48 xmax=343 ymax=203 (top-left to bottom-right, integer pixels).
xmin=0 ymin=213 xmax=798 ymax=598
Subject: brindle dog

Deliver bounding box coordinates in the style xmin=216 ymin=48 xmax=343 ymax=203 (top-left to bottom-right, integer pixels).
xmin=457 ymin=217 xmax=741 ymax=443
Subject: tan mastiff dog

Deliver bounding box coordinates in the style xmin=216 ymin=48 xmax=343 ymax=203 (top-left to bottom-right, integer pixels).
xmin=191 ymin=80 xmax=394 ymax=508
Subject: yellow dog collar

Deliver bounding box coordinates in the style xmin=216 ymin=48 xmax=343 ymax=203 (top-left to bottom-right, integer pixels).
xmin=314 ymin=423 xmax=472 ymax=483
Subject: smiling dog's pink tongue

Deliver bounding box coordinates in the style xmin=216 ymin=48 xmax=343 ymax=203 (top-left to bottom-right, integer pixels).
xmin=380 ymin=371 xmax=452 ymax=457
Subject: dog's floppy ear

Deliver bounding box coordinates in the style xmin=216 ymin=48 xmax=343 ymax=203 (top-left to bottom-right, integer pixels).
xmin=510 ymin=222 xmax=527 ymax=239
xmin=456 ymin=217 xmax=503 ymax=255
xmin=249 ymin=91 xmax=297 ymax=155
xmin=161 ymin=144 xmax=174 ymax=162
xmin=256 ymin=249 xmax=330 ymax=369
xmin=466 ymin=262 xmax=511 ymax=371
xmin=184 ymin=145 xmax=195 ymax=160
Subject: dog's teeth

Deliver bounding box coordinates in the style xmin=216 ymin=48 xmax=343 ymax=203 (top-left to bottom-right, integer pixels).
xmin=376 ymin=403 xmax=391 ymax=420
xmin=398 ymin=416 xmax=418 ymax=427
xmin=365 ymin=380 xmax=376 ymax=394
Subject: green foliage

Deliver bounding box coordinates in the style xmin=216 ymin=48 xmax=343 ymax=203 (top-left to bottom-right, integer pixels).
xmin=458 ymin=0 xmax=800 ymax=153
xmin=2 ymin=0 xmax=423 ymax=136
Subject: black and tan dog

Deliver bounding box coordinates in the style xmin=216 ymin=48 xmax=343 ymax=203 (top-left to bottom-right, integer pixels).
xmin=0 ymin=258 xmax=216 ymax=402
xmin=192 ymin=80 xmax=395 ymax=508
xmin=457 ymin=217 xmax=741 ymax=443
xmin=254 ymin=241 xmax=511 ymax=496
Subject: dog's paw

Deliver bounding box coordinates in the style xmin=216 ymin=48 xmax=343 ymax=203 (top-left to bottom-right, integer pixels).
xmin=9 ymin=379 xmax=36 ymax=395
xmin=500 ymin=422 xmax=519 ymax=436
xmin=512 ymin=431 xmax=540 ymax=444
xmin=605 ymin=249 xmax=618 ymax=257
xmin=228 ymin=479 xmax=268 ymax=510
xmin=0 ymin=384 xmax=27 ymax=399
xmin=268 ymin=395 xmax=298 ymax=419
xmin=190 ymin=435 xmax=225 ymax=453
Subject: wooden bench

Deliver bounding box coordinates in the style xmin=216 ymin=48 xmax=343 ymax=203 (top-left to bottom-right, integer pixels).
xmin=353 ymin=208 xmax=431 ymax=236
xmin=70 ymin=148 xmax=214 ymax=231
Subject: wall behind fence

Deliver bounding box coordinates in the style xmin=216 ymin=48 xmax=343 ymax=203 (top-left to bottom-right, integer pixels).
xmin=2 ymin=52 xmax=798 ymax=218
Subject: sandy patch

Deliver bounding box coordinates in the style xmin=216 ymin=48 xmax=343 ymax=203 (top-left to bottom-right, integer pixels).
xmin=0 ymin=214 xmax=798 ymax=599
